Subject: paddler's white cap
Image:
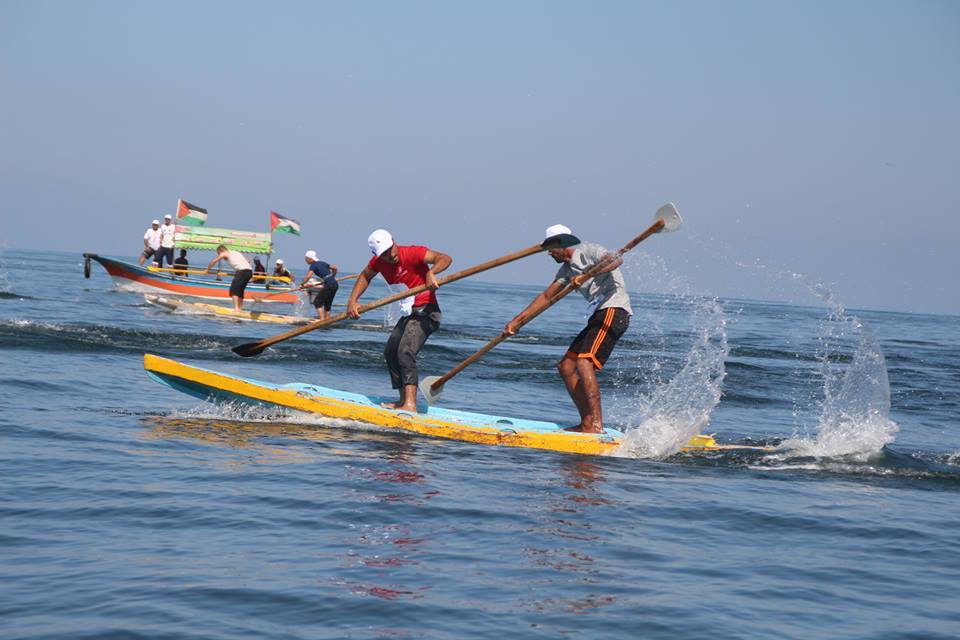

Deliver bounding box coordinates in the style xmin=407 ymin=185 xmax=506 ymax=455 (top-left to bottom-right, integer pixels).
xmin=275 ymin=258 xmax=284 ymax=265
xmin=164 ymin=214 xmax=172 ymax=220
xmin=304 ymin=250 xmax=317 ymax=261
xmin=544 ymin=224 xmax=572 ymax=240
xmin=151 ymin=219 xmax=160 ymax=225
xmin=368 ymin=229 xmax=394 ymax=257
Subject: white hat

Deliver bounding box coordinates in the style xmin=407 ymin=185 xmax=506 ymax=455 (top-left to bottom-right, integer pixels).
xmin=275 ymin=258 xmax=284 ymax=265
xmin=368 ymin=229 xmax=393 ymax=257
xmin=304 ymin=250 xmax=318 ymax=261
xmin=544 ymin=224 xmax=572 ymax=241
xmin=164 ymin=214 xmax=172 ymax=220
xmin=151 ymin=219 xmax=160 ymax=225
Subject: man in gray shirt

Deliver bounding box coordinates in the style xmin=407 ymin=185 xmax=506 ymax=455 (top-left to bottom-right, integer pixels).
xmin=503 ymin=225 xmax=631 ymax=434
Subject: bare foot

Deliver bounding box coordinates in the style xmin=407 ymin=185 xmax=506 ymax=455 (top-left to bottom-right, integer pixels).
xmin=564 ymin=424 xmax=603 ymax=434
xmin=380 ymin=401 xmax=417 ymax=412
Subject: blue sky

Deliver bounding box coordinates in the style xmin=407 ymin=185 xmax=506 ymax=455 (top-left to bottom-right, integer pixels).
xmin=2 ymin=0 xmax=958 ymax=314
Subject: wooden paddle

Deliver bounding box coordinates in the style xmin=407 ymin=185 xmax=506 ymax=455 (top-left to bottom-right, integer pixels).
xmin=232 ymin=236 xmax=581 ymax=357
xmin=419 ymin=203 xmax=683 ymax=405
xmin=254 ymin=273 xmax=361 ymax=301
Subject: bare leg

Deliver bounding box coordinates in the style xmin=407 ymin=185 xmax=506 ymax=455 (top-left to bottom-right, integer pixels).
xmin=232 ymin=295 xmax=243 ymax=312
xmin=316 ymin=307 xmax=329 ymax=321
xmin=558 ymin=356 xmax=589 ymax=423
xmin=573 ymin=358 xmax=603 ymax=433
xmin=381 ymin=384 xmax=418 ymax=411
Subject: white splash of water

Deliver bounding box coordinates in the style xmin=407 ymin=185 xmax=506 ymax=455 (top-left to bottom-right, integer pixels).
xmin=610 ymin=253 xmax=730 ymax=458
xmin=616 ymin=300 xmax=729 ymax=458
xmin=779 ymin=277 xmax=898 ymax=458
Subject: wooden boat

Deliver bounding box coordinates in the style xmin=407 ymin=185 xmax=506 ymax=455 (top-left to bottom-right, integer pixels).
xmin=84 ymin=225 xmax=298 ymax=303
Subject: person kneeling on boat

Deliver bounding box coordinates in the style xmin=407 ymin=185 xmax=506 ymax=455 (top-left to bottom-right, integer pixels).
xmin=301 ymin=250 xmax=339 ymax=321
xmin=347 ymin=230 xmax=452 ymax=412
xmin=173 ymin=249 xmax=189 ymax=276
xmin=503 ymin=225 xmax=631 ymax=434
xmin=270 ymin=259 xmax=292 ymax=287
xmin=206 ymin=245 xmax=253 ymax=312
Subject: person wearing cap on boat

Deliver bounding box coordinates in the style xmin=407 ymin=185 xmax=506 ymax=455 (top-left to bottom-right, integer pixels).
xmin=157 ymin=214 xmax=177 ymax=268
xmin=206 ymin=244 xmax=253 ymax=311
xmin=139 ymin=219 xmax=162 ymax=265
xmin=346 ymin=230 xmax=452 ymax=412
xmin=270 ymin=259 xmax=292 ymax=286
xmin=300 ymin=250 xmax=339 ymax=321
xmin=503 ymin=225 xmax=631 ymax=434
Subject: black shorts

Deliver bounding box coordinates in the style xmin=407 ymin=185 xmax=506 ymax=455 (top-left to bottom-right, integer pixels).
xmin=141 ymin=248 xmax=156 ymax=260
xmin=309 ymin=282 xmax=339 ymax=311
xmin=230 ymin=269 xmax=253 ymax=298
xmin=566 ymin=307 xmax=630 ymax=370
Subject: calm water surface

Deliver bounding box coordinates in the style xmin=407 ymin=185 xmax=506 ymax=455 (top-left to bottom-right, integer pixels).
xmin=1 ymin=249 xmax=958 ymax=639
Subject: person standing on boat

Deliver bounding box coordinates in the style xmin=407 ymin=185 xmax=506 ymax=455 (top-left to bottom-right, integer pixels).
xmin=301 ymin=250 xmax=339 ymax=321
xmin=346 ymin=230 xmax=452 ymax=412
xmin=139 ymin=219 xmax=161 ymax=265
xmin=173 ymin=249 xmax=189 ymax=276
xmin=206 ymin=245 xmax=253 ymax=311
xmin=502 ymin=225 xmax=631 ymax=434
xmin=157 ymin=214 xmax=177 ymax=268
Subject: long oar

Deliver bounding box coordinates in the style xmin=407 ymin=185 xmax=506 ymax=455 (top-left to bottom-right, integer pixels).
xmin=255 ymin=273 xmax=361 ymax=301
xmin=419 ymin=203 xmax=683 ymax=405
xmin=232 ymin=236 xmax=580 ymax=357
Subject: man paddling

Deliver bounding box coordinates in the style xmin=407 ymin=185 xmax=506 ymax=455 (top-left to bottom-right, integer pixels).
xmin=346 ymin=230 xmax=452 ymax=411
xmin=503 ymin=225 xmax=631 ymax=433
xmin=206 ymin=245 xmax=253 ymax=311
xmin=301 ymin=250 xmax=339 ymax=321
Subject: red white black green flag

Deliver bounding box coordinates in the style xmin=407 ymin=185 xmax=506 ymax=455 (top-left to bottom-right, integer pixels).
xmin=177 ymin=199 xmax=208 ymax=226
xmin=270 ymin=210 xmax=301 ymax=235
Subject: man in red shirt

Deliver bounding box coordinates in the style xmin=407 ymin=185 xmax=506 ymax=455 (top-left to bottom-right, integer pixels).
xmin=347 ymin=229 xmax=453 ymax=411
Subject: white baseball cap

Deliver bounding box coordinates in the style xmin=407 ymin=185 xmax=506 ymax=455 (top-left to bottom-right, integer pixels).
xmin=544 ymin=224 xmax=572 ymax=241
xmin=164 ymin=214 xmax=172 ymax=220
xmin=275 ymin=258 xmax=284 ymax=265
xmin=151 ymin=219 xmax=160 ymax=225
xmin=368 ymin=229 xmax=393 ymax=257
xmin=304 ymin=250 xmax=318 ymax=261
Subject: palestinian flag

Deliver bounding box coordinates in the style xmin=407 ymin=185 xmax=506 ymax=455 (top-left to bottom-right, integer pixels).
xmin=270 ymin=210 xmax=301 ymax=236
xmin=177 ymin=199 xmax=208 ymax=226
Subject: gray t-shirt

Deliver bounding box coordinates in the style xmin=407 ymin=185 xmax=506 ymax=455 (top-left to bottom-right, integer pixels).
xmin=554 ymin=242 xmax=632 ymax=315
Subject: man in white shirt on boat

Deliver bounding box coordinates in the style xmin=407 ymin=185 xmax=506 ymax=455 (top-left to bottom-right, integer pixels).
xmin=206 ymin=245 xmax=254 ymax=311
xmin=139 ymin=220 xmax=162 ymax=265
xmin=503 ymin=225 xmax=631 ymax=434
xmin=157 ymin=214 xmax=177 ymax=268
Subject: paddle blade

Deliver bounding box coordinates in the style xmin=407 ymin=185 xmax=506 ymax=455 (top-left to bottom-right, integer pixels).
xmin=232 ymin=342 xmax=267 ymax=358
xmin=654 ymin=202 xmax=683 ymax=233
xmin=419 ymin=375 xmax=444 ymax=405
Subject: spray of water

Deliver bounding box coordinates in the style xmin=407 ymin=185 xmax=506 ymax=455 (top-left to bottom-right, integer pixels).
xmin=779 ymin=276 xmax=898 ymax=458
xmin=610 ymin=253 xmax=730 ymax=458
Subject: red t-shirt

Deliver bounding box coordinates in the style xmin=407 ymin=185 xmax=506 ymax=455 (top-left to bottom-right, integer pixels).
xmin=367 ymin=245 xmax=437 ymax=307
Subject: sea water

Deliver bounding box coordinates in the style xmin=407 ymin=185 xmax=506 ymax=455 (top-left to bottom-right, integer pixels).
xmin=1 ymin=249 xmax=958 ymax=639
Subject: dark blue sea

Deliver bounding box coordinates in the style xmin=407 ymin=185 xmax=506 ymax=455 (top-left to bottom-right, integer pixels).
xmin=2 ymin=248 xmax=958 ymax=639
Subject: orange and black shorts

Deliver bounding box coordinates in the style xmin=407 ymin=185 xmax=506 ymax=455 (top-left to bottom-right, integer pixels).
xmin=566 ymin=307 xmax=630 ymax=370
